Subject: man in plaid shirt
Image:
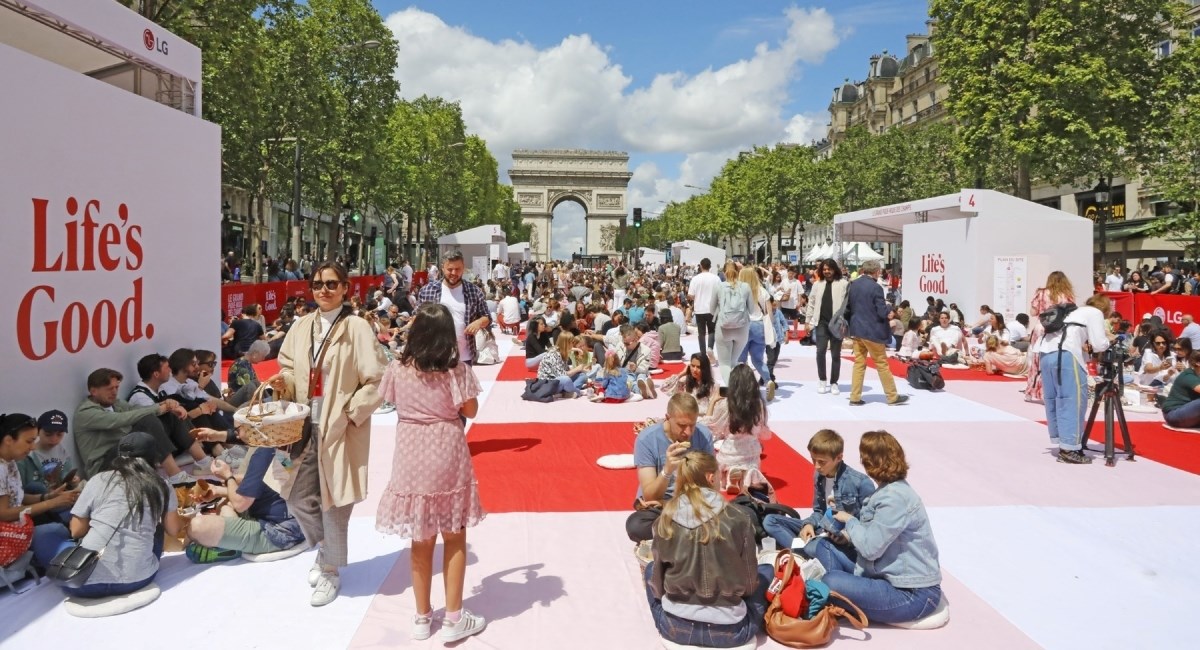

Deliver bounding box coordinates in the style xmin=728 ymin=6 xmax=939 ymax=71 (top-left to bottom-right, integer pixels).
xmin=416 ymin=250 xmax=491 ymax=364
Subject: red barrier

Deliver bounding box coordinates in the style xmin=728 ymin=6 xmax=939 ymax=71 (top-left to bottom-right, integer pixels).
xmin=1101 ymin=291 xmax=1136 ymax=325
xmin=221 ymin=275 xmax=385 ymax=324
xmin=1135 ymin=293 xmax=1200 ymax=336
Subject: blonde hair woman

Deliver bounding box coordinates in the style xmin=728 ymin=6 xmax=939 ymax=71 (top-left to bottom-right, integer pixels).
xmin=644 ymin=451 xmax=772 ymax=647
xmin=737 ymin=266 xmax=777 ymax=399
xmin=1025 ymin=271 xmax=1076 ymax=402
xmin=711 ymin=260 xmax=752 ymax=385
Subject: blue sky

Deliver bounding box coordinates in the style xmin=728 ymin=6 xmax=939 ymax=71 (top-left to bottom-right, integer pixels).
xmin=373 ymin=1 xmax=932 ymax=257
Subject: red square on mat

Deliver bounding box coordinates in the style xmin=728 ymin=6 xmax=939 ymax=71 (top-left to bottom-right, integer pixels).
xmin=495 ymin=355 xmax=537 ymax=382
xmin=467 ymin=422 xmax=814 ymax=513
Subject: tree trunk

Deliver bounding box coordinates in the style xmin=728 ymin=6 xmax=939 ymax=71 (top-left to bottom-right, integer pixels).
xmin=1015 ymin=157 xmax=1032 ymax=201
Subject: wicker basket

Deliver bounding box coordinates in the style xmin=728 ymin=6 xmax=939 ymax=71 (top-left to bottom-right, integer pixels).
xmin=234 ymin=383 xmax=310 ymax=447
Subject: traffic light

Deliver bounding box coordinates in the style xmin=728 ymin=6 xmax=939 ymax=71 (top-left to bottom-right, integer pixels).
xmin=633 ymin=207 xmax=642 ymax=229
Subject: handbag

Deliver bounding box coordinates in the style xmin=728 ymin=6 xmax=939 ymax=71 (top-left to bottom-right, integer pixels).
xmin=46 ymin=515 xmax=124 ymax=588
xmin=828 ymin=306 xmax=849 ymax=340
xmin=765 ymin=549 xmax=868 ymax=648
xmin=0 ymin=510 xmax=34 ymax=567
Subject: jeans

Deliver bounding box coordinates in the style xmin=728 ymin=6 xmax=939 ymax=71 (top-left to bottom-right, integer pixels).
xmin=737 ymin=321 xmax=772 ymax=383
xmin=556 ymin=375 xmax=581 ymax=395
xmin=30 ymin=522 xmax=73 ymax=568
xmin=644 ymin=561 xmax=773 ymax=647
xmin=818 ymin=542 xmax=942 ymax=625
xmin=803 ymin=536 xmax=858 ymax=569
xmin=1164 ymin=398 xmax=1200 ymax=428
xmin=766 ymin=343 xmax=781 ymax=379
xmin=572 ymin=372 xmax=590 ymax=390
xmin=761 ymin=518 xmax=859 ymax=565
xmin=525 ymin=353 xmax=544 ymax=370
xmin=813 ymin=323 xmax=842 ymax=384
xmin=714 ymin=326 xmax=749 ymax=386
xmin=1040 ymin=352 xmax=1087 ymax=450
xmin=695 ymin=313 xmax=716 ymax=354
xmin=849 ymin=337 xmax=898 ymax=403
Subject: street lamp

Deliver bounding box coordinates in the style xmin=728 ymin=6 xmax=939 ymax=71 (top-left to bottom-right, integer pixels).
xmin=1093 ymin=176 xmax=1111 ymax=269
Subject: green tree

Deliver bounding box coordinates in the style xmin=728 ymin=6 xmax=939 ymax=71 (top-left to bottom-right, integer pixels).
xmin=931 ymin=0 xmax=1178 ymax=198
xmin=1143 ymin=35 xmax=1200 ymax=262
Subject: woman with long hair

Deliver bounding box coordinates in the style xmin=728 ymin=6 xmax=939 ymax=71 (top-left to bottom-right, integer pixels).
xmin=377 ymin=304 xmax=487 ymax=642
xmin=818 ymin=431 xmax=944 ymax=626
xmin=715 ymin=365 xmax=774 ymax=499
xmin=983 ymin=335 xmax=1029 ymax=376
xmin=537 ymin=331 xmax=589 ymax=398
xmin=268 ymin=261 xmax=387 ymax=607
xmin=0 ymin=414 xmax=75 ymax=570
xmin=712 ymin=260 xmax=752 ymax=385
xmin=64 ymin=431 xmax=186 ymax=598
xmin=737 ymin=266 xmax=777 ymax=398
xmin=1025 ymin=271 xmax=1075 ymax=403
xmin=644 ymin=451 xmax=772 ymax=647
xmin=805 ymin=258 xmax=849 ymax=395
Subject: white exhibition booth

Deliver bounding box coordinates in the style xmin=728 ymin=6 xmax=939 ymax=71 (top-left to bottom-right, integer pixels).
xmin=438 ymin=224 xmax=507 ymax=280
xmin=508 ymin=242 xmax=530 ymax=264
xmin=638 ymin=247 xmax=666 ymax=266
xmin=1 ymin=2 xmax=219 ymax=431
xmin=672 ymin=239 xmax=726 ymax=268
xmin=834 ymin=190 xmax=1091 ymax=321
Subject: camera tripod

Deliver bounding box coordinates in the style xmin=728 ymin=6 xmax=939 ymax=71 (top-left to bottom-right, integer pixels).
xmin=1082 ymin=372 xmax=1136 ymax=467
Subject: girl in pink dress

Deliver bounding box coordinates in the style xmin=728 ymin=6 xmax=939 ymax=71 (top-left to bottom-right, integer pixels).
xmin=376 ymin=303 xmax=487 ymax=643
xmin=713 ymin=365 xmax=774 ymax=501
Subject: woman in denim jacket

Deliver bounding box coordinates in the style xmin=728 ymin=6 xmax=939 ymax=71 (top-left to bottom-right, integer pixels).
xmin=825 ymin=430 xmax=943 ymax=625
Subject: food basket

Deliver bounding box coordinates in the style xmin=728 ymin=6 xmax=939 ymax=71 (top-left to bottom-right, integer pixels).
xmin=234 ymin=383 xmax=310 ymax=447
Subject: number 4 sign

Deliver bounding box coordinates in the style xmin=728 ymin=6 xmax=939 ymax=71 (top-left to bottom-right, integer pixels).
xmin=959 ymin=189 xmax=981 ymax=213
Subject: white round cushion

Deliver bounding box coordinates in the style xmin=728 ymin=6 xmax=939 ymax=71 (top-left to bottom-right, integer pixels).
xmin=596 ymin=454 xmax=635 ymax=469
xmin=662 ymin=639 xmax=755 ymax=650
xmin=64 ymin=583 xmax=160 ymax=618
xmin=887 ymin=594 xmax=949 ymax=630
xmin=244 ymin=544 xmax=308 ymax=563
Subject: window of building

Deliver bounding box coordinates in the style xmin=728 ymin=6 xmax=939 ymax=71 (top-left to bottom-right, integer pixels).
xmin=912 ymin=101 xmax=918 ymax=115
xmin=1155 ymin=40 xmax=1171 ymax=58
xmin=929 ymin=91 xmax=936 ymax=106
xmin=1192 ymin=25 xmax=1200 ymax=39
xmin=924 ymin=69 xmax=931 ymax=83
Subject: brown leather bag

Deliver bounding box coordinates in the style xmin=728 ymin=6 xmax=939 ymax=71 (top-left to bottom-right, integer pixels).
xmin=764 ymin=551 xmax=868 ymax=648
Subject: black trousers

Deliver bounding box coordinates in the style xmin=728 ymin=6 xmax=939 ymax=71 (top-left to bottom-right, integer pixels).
xmin=695 ymin=314 xmax=716 ymax=354
xmin=626 ymin=506 xmax=663 ymax=543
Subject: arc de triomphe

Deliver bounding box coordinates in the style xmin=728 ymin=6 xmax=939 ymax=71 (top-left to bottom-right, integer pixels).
xmin=507 ymin=149 xmax=633 ymax=261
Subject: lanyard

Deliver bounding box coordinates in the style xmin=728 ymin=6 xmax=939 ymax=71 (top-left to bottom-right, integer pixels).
xmin=308 ymin=309 xmax=346 ymax=398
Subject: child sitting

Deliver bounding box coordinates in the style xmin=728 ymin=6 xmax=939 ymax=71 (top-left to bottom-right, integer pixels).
xmin=761 ymin=429 xmax=876 ymax=563
xmin=713 ymin=365 xmax=773 ymax=500
xmin=590 ymin=351 xmax=638 ymax=403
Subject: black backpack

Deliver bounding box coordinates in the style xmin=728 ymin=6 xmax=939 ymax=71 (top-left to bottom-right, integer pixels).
xmin=906 ymin=359 xmax=945 ymax=391
xmin=1038 ymin=303 xmax=1078 ymax=334
xmin=731 ymin=495 xmax=801 ymax=542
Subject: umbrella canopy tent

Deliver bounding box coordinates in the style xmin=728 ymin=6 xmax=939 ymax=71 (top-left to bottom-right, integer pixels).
xmin=438 ymin=224 xmax=507 ymax=281
xmin=834 ymin=190 xmax=1091 ymax=321
xmin=803 ymin=243 xmax=824 ymax=263
xmin=671 ymin=239 xmax=727 ymax=268
xmin=841 ymin=241 xmax=884 ymax=264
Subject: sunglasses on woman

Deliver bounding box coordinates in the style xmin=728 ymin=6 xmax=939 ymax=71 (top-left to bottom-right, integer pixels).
xmin=1154 ymin=340 xmax=1168 ymax=346
xmin=310 ymin=280 xmax=344 ymax=291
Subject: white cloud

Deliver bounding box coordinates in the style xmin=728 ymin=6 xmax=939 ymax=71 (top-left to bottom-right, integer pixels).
xmin=782 ymin=112 xmax=830 ymax=145
xmin=385 ymin=6 xmax=842 ymax=259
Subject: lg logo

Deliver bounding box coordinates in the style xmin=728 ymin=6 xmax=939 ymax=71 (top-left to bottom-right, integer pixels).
xmin=1154 ymin=306 xmax=1183 ymax=324
xmin=142 ymin=28 xmax=169 ymax=55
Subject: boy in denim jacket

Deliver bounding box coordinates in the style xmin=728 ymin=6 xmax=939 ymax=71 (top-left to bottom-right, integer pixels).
xmin=762 ymin=429 xmax=876 ymax=561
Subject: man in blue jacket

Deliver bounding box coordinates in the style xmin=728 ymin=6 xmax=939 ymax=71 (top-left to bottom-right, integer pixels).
xmin=846 ymin=260 xmax=909 ymax=406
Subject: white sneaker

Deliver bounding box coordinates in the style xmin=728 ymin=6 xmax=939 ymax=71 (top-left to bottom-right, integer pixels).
xmin=190 ymin=456 xmax=213 ymax=476
xmin=830 ymin=384 xmax=841 ymax=396
xmin=412 ymin=612 xmax=433 ymax=640
xmin=307 ymin=551 xmax=324 ymax=586
xmin=167 ymin=471 xmax=192 ymax=485
xmin=310 ymin=569 xmax=340 ymax=607
xmin=766 ymin=381 xmax=776 ymax=402
xmin=440 ymin=609 xmax=486 ymax=642
xmin=817 ymin=381 xmax=829 ymax=394
xmin=627 ymin=394 xmax=644 ymax=402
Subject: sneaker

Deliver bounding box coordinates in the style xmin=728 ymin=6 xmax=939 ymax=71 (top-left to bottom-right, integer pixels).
xmin=307 ymin=551 xmax=325 ymax=586
xmin=647 ymin=379 xmax=657 ymax=399
xmin=628 ymin=394 xmax=644 ymax=402
xmin=584 ymin=387 xmax=595 ymax=397
xmin=817 ymin=381 xmax=829 ymax=394
xmin=588 ymin=394 xmax=604 ymax=403
xmin=766 ymin=381 xmax=776 ymax=402
xmin=375 ymin=402 xmax=396 ymax=415
xmin=310 ymin=569 xmax=340 ymax=607
xmin=185 ymin=542 xmax=242 ymax=564
xmin=888 ymin=395 xmax=910 ymax=406
xmin=636 ymin=379 xmax=651 ymax=399
xmin=1057 ymin=449 xmax=1093 ymax=464
xmin=848 ymin=400 xmax=866 ymax=406
xmin=190 ymin=456 xmax=213 ymax=477
xmin=830 ymin=384 xmax=841 ymax=396
xmin=440 ymin=609 xmax=487 ymax=642
xmin=412 ymin=612 xmax=433 ymax=641
xmin=635 ymin=540 xmax=653 ymax=569
xmin=167 ymin=471 xmax=192 ymax=485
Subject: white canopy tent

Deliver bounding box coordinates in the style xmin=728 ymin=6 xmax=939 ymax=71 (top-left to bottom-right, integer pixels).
xmin=834 ymin=190 xmax=1092 ymax=320
xmin=841 ymin=241 xmax=884 ymax=264
xmin=638 ymin=247 xmax=666 ymax=266
xmin=438 ymin=224 xmax=507 ymax=281
xmin=507 ymin=242 xmax=530 ymax=264
xmin=672 ymin=239 xmax=727 ymax=268
xmin=803 ymin=243 xmax=824 ymax=263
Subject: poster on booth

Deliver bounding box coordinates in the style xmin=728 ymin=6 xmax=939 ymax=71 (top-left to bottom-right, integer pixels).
xmin=992 ymin=256 xmax=1027 ymax=321
xmin=1 ymin=42 xmax=220 ymax=419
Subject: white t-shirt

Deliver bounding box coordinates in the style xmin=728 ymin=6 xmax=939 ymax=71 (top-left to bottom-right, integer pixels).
xmin=929 ymin=325 xmax=963 ymax=354
xmin=669 ymin=306 xmax=687 ymax=329
xmin=781 ymin=277 xmax=803 ymax=309
xmin=1105 ymin=273 xmax=1124 ymax=291
xmin=1036 ymin=305 xmax=1111 ymax=369
xmin=492 ymin=263 xmax=508 ymax=282
xmin=1008 ymin=320 xmax=1028 ymax=342
xmin=498 ymin=295 xmax=521 ymax=325
xmin=162 ymin=376 xmax=212 ymax=403
xmin=128 ymin=381 xmax=161 ymax=407
xmin=1136 ymin=348 xmax=1167 ymax=385
xmin=688 ymin=272 xmax=720 ymax=315
xmin=440 ymin=282 xmax=472 ymax=362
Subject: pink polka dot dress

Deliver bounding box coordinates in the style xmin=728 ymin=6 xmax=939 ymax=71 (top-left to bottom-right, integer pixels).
xmin=375 ymin=361 xmax=486 ymax=541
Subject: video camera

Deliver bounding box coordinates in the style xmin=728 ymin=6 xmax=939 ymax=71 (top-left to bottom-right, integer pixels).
xmin=1096 ymin=332 xmax=1131 ymax=382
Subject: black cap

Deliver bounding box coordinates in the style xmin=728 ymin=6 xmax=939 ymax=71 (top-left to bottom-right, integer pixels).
xmin=37 ymin=409 xmax=68 ymax=433
xmin=116 ymin=431 xmax=160 ymax=463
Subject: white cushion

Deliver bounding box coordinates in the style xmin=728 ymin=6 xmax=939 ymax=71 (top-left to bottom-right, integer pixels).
xmin=887 ymin=594 xmax=949 ymax=630
xmin=64 ymin=583 xmax=161 ymax=618
xmin=662 ymin=639 xmax=755 ymax=650
xmin=244 ymin=544 xmax=308 ymax=563
xmin=596 ymin=454 xmax=635 ymax=469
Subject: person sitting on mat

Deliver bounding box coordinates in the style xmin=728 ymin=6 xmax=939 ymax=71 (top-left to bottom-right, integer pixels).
xmin=712 ymin=365 xmax=773 ymax=500
xmin=643 ymin=450 xmax=773 ymax=648
xmin=183 ymin=449 xmax=305 ymax=563
xmin=814 ymin=430 xmax=943 ymax=626
xmin=590 ymin=351 xmax=636 ymax=403
xmin=1162 ymin=350 xmax=1200 ymax=429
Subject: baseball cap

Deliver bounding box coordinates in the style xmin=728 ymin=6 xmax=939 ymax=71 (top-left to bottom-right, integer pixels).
xmin=116 ymin=431 xmax=161 ymax=463
xmin=37 ymin=409 xmax=68 ymax=433
xmin=1142 ymin=313 xmax=1153 ymax=320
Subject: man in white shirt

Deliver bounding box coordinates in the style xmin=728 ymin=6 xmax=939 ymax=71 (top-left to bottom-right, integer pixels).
xmin=1180 ymin=314 xmax=1200 ymax=350
xmin=928 ymin=312 xmax=964 ymax=363
xmin=1105 ymin=267 xmax=1125 ymax=292
xmin=687 ymin=257 xmax=721 ymax=358
xmin=498 ymin=292 xmax=521 ymax=332
xmin=779 ymin=267 xmax=804 ymax=321
xmin=1152 ymin=263 xmax=1176 ymax=294
xmin=1008 ymin=314 xmax=1030 ymax=351
xmin=401 ymin=259 xmax=414 ymax=289
xmin=1036 ymin=294 xmax=1114 ymax=464
xmin=492 ymin=261 xmax=509 ymax=283
xmin=416 ymin=250 xmax=490 ymax=363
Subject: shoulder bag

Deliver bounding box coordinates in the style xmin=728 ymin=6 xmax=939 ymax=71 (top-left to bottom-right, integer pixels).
xmin=765 ymin=549 xmax=868 ymax=648
xmin=47 ymin=513 xmax=126 ymax=588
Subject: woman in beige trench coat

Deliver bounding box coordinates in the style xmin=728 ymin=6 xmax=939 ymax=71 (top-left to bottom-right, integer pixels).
xmin=270 ymin=261 xmax=386 ymax=607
